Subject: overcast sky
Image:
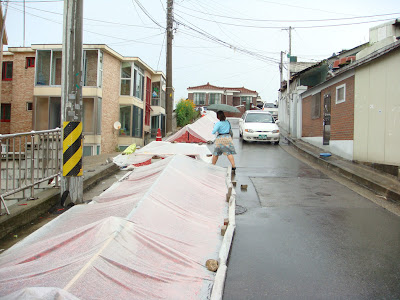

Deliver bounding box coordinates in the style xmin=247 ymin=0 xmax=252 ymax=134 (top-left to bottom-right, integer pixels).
xmin=3 ymin=0 xmax=399 ymax=103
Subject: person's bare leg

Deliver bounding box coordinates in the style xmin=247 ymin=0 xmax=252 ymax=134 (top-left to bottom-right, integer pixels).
xmin=227 ymin=154 xmax=236 ymax=168
xmin=212 ymin=155 xmax=219 ymax=165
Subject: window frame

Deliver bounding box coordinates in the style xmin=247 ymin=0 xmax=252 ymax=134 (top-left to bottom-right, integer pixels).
xmin=311 ymin=92 xmax=321 ymax=119
xmin=335 ymin=84 xmax=346 ymax=104
xmin=1 ymin=103 xmax=11 ymax=122
xmin=194 ymin=93 xmax=206 ymax=105
xmin=134 ymin=64 xmax=144 ymax=101
xmin=2 ymin=62 xmax=13 ymax=81
xmin=209 ymin=93 xmax=221 ymax=105
xmin=120 ymin=61 xmax=132 ymax=96
xmin=26 ymin=57 xmax=35 ymax=68
xmin=26 ymin=102 xmax=33 ymax=111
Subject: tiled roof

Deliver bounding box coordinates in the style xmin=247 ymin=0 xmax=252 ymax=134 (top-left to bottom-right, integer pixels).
xmin=188 ymin=82 xmax=257 ymax=94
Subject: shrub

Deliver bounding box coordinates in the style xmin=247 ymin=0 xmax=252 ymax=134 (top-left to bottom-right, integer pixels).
xmin=176 ymin=99 xmax=197 ymax=127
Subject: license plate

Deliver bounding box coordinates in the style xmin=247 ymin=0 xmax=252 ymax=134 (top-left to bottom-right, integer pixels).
xmin=258 ymin=135 xmax=267 ymax=140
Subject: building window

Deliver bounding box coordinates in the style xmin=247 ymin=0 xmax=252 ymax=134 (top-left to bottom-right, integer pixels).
xmin=134 ymin=65 xmax=144 ymax=100
xmin=26 ymin=57 xmax=35 ymax=68
xmin=194 ymin=93 xmax=205 ymax=105
xmin=241 ymin=96 xmax=252 ymax=110
xmin=51 ymin=51 xmax=62 ymax=85
xmin=120 ymin=63 xmax=144 ymax=100
xmin=311 ymin=92 xmax=321 ymax=119
xmin=133 ymin=106 xmax=143 ymax=138
xmin=1 ymin=104 xmax=11 ymax=122
xmin=120 ymin=62 xmax=131 ymax=96
xmin=119 ymin=105 xmax=143 ymax=138
xmin=119 ymin=105 xmax=131 ymax=136
xmin=336 ymin=84 xmax=346 ymax=104
xmin=83 ymin=145 xmax=93 ymax=157
xmin=209 ymin=93 xmax=221 ymax=105
xmin=98 ymin=51 xmax=103 ymax=88
xmin=36 ymin=50 xmax=51 ymax=85
xmin=152 ymin=81 xmax=161 ymax=106
xmin=26 ymin=102 xmax=33 ymax=111
xmin=2 ymin=62 xmax=13 ymax=81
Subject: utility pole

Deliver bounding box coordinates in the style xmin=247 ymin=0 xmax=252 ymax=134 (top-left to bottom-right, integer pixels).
xmin=166 ymin=0 xmax=173 ymax=134
xmin=279 ymin=51 xmax=283 ymax=89
xmin=287 ymin=26 xmax=292 ymax=135
xmin=61 ymin=0 xmax=83 ymax=205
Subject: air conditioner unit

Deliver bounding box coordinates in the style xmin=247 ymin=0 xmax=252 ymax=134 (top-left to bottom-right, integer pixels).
xmin=1 ymin=144 xmax=7 ymax=153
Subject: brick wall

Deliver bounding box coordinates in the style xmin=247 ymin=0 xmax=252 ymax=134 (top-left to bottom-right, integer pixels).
xmin=11 ymin=52 xmax=35 ymax=134
xmin=0 ymin=52 xmax=35 ymax=135
xmin=302 ymin=94 xmax=323 ymax=137
xmin=101 ymin=52 xmax=120 ymax=153
xmin=302 ymin=76 xmax=354 ymax=140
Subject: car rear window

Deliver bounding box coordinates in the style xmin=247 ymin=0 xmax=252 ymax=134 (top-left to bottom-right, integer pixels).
xmin=245 ymin=113 xmax=274 ymax=123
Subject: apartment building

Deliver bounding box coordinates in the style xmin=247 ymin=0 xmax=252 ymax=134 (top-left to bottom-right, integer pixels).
xmin=1 ymin=44 xmax=166 ymax=155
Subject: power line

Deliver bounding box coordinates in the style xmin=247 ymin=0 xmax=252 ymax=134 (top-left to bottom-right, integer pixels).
xmin=8 ymin=2 xmax=160 ymax=29
xmin=132 ymin=0 xmax=164 ymax=29
xmin=174 ymin=15 xmax=281 ymax=65
xmin=174 ymin=9 xmax=399 ymax=29
xmin=1 ymin=0 xmax=62 ymax=2
xmin=8 ymin=5 xmax=165 ymax=45
xmin=156 ymin=32 xmax=166 ymax=69
xmin=175 ymin=5 xmax=400 ymax=23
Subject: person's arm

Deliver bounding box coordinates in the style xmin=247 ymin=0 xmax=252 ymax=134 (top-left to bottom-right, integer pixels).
xmin=212 ymin=122 xmax=220 ymax=134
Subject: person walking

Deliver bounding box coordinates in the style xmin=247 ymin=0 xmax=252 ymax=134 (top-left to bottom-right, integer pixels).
xmin=212 ymin=110 xmax=236 ymax=172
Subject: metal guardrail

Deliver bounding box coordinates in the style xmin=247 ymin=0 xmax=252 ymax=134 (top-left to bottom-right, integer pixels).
xmin=0 ymin=128 xmax=62 ymax=216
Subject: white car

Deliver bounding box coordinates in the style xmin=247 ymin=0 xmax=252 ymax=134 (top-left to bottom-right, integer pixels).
xmin=262 ymin=102 xmax=278 ymax=120
xmin=195 ymin=106 xmax=207 ymax=117
xmin=239 ymin=110 xmax=280 ymax=144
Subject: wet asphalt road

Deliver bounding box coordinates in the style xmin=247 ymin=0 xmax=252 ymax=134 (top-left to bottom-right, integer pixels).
xmin=213 ymin=119 xmax=400 ymax=300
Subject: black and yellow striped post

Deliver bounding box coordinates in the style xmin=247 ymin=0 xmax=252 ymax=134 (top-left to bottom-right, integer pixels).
xmin=63 ymin=121 xmax=83 ymax=177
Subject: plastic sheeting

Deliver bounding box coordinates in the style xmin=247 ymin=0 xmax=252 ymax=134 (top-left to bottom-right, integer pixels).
xmin=166 ymin=112 xmax=218 ymax=143
xmin=136 ymin=141 xmax=212 ymax=163
xmin=113 ymin=152 xmax=153 ymax=168
xmin=0 ymin=155 xmax=228 ymax=299
xmin=113 ymin=141 xmax=213 ymax=167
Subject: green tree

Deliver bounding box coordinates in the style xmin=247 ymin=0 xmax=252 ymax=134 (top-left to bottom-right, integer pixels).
xmin=176 ymin=99 xmax=197 ymax=127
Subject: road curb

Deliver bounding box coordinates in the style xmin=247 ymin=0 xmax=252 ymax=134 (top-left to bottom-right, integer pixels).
xmin=285 ymin=136 xmax=400 ymax=204
xmin=0 ymin=162 xmax=120 ymax=241
xmin=210 ymin=167 xmax=236 ymax=300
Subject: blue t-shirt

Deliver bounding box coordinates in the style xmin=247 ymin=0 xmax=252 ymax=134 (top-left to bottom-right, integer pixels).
xmin=212 ymin=120 xmax=230 ymax=135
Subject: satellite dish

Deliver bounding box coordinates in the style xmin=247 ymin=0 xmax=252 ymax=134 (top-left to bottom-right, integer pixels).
xmin=162 ymin=84 xmax=166 ymax=91
xmin=113 ymin=121 xmax=121 ymax=130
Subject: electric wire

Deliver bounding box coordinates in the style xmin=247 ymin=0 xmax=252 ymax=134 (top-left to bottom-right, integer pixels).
xmin=8 ymin=2 xmax=160 ymax=29
xmin=7 ymin=5 xmax=165 ymax=45
xmin=156 ymin=32 xmax=166 ymax=69
xmin=132 ymin=0 xmax=164 ymax=29
xmin=174 ymin=8 xmax=399 ymax=29
xmin=175 ymin=4 xmax=400 ymax=23
xmin=174 ymin=14 xmax=281 ymax=65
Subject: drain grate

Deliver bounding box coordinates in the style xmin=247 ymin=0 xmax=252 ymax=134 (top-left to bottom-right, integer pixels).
xmin=235 ymin=205 xmax=247 ymax=215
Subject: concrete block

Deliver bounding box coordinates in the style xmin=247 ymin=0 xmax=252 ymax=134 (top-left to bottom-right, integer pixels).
xmin=221 ymin=225 xmax=227 ymax=236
